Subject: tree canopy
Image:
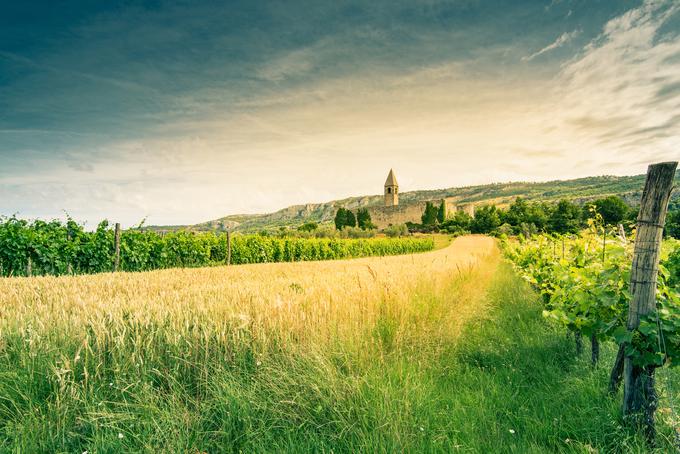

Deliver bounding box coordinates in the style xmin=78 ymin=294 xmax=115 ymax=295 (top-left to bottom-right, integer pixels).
xmin=334 ymin=208 xmax=357 ymax=230
xmin=421 ymin=202 xmax=439 ymax=226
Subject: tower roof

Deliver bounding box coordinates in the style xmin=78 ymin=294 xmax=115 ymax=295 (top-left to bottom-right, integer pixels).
xmin=384 ymin=169 xmax=398 ymax=187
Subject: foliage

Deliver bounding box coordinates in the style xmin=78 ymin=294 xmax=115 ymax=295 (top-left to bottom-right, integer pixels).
xmin=298 ymin=222 xmax=318 ymax=232
xmin=667 ymin=246 xmax=680 ymax=288
xmin=421 ymin=201 xmax=439 ymax=226
xmin=437 ymin=200 xmax=446 ymax=224
xmin=584 ymin=196 xmax=630 ymax=226
xmin=470 ymin=205 xmax=500 ymax=234
xmin=0 ymin=216 xmax=434 ymax=276
xmin=440 ymin=210 xmax=472 ymax=234
xmin=548 ymin=200 xmax=582 ymax=234
xmin=666 ymin=209 xmax=680 ymax=239
xmin=334 ymin=208 xmax=357 ymax=230
xmin=383 ymin=224 xmax=409 ymax=237
xmin=502 ymin=229 xmax=680 ymax=369
xmin=356 ymin=208 xmax=376 ymax=230
xmin=500 ymin=198 xmax=550 ymax=234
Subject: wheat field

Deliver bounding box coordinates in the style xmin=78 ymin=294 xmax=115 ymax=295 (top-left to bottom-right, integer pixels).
xmin=0 ymin=235 xmax=495 ymax=354
xmin=0 ymin=235 xmax=502 ymax=451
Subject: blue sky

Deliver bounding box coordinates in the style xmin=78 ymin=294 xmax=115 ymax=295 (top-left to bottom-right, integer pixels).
xmin=1 ymin=0 xmax=679 ymax=226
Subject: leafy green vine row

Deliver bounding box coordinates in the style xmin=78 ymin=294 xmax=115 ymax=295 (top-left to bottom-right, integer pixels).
xmin=0 ymin=216 xmax=434 ymax=277
xmin=501 ymin=221 xmax=680 ymax=368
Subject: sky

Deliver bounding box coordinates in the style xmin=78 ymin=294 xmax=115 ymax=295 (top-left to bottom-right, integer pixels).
xmin=1 ymin=0 xmax=680 ymax=227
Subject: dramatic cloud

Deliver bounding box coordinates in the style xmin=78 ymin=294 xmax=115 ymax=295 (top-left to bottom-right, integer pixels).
xmin=0 ymin=0 xmax=677 ymax=226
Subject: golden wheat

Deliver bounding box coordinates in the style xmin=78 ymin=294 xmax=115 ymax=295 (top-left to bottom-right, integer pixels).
xmin=0 ymin=236 xmax=497 ymax=363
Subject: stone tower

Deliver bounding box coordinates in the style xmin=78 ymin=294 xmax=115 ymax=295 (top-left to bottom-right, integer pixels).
xmin=384 ymin=169 xmax=399 ymax=207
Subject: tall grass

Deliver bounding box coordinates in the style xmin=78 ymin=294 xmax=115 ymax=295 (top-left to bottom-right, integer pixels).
xmin=0 ymin=236 xmax=492 ymax=451
xmin=0 ymin=236 xmax=674 ymax=452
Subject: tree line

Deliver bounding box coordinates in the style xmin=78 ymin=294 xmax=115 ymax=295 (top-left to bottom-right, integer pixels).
xmin=411 ymin=195 xmax=680 ymax=238
xmin=334 ymin=207 xmax=375 ymax=230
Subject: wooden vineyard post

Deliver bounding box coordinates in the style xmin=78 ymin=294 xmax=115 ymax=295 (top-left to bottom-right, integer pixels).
xmin=622 ymin=161 xmax=677 ymax=439
xmin=226 ymin=230 xmax=232 ymax=266
xmin=618 ymin=223 xmax=627 ymax=244
xmin=114 ymin=222 xmax=121 ymax=272
xmin=552 ymin=239 xmax=556 ymax=259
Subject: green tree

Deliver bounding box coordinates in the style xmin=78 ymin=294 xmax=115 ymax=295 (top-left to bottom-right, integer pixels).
xmin=298 ymin=222 xmax=318 ymax=232
xmin=441 ymin=210 xmax=472 ymax=234
xmin=584 ymin=196 xmax=629 ymax=225
xmin=470 ymin=205 xmax=501 ymax=234
xmin=437 ymin=200 xmax=446 ymax=223
xmin=334 ymin=208 xmax=349 ymax=230
xmin=346 ymin=210 xmax=357 ymax=228
xmin=356 ymin=208 xmax=375 ymax=230
xmin=503 ymin=197 xmax=529 ymax=227
xmin=549 ymin=200 xmax=582 ymax=234
xmin=527 ymin=203 xmax=550 ymax=231
xmin=421 ymin=202 xmax=439 ymax=226
xmin=666 ymin=209 xmax=680 ymax=239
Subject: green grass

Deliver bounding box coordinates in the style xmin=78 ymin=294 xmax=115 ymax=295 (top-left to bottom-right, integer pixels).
xmin=1 ymin=261 xmax=677 ymax=452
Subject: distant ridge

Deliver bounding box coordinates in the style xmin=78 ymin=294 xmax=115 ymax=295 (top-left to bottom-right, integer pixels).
xmin=146 ymin=171 xmax=680 ymax=233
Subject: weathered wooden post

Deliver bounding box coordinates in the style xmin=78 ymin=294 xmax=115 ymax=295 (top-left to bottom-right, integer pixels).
xmin=618 ymin=223 xmax=627 ymax=244
xmin=622 ymin=161 xmax=677 ymax=439
xmin=114 ymin=222 xmax=121 ymax=272
xmin=226 ymin=230 xmax=232 ymax=266
xmin=26 ymin=256 xmax=32 ymax=277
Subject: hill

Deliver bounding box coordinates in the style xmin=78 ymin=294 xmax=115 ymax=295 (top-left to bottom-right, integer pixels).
xmin=148 ymin=171 xmax=680 ymax=233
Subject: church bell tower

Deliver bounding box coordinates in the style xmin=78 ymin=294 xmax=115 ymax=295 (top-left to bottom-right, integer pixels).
xmin=384 ymin=169 xmax=399 ymax=207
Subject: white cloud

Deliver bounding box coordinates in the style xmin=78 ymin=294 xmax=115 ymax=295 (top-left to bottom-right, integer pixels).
xmin=522 ymin=30 xmax=580 ymax=61
xmin=546 ymin=0 xmax=680 ymax=155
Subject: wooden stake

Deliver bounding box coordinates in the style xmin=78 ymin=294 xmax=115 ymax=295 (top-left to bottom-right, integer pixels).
xmin=26 ymin=256 xmax=32 ymax=277
xmin=114 ymin=222 xmax=121 ymax=272
xmin=591 ymin=334 xmax=599 ymax=367
xmin=622 ymin=161 xmax=677 ymax=439
xmin=552 ymin=240 xmax=556 ymax=260
xmin=618 ymin=223 xmax=627 ymax=244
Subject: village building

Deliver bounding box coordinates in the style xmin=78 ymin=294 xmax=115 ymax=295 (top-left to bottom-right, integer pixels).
xmin=366 ymin=169 xmax=475 ymax=229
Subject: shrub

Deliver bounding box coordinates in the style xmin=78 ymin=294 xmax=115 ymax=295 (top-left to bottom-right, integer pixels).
xmin=383 ymin=224 xmax=409 ymax=237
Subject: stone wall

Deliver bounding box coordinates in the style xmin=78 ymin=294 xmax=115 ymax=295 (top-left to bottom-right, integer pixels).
xmin=444 ymin=198 xmax=475 ymax=217
xmin=367 ymin=202 xmax=427 ymax=229
xmin=367 ymin=198 xmax=475 ymax=229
